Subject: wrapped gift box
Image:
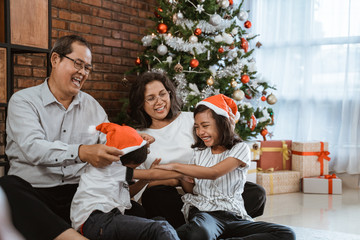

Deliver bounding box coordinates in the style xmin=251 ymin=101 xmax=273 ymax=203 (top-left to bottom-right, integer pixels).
xmin=258 ymin=140 xmax=292 ymax=170
xmin=245 ymin=141 xmax=261 ymax=160
xmin=246 ymin=161 xmax=257 ymax=184
xmin=302 ymin=175 xmax=342 ymax=195
xmin=292 ymin=141 xmax=330 ymax=178
xmin=257 ymin=170 xmax=300 ymax=195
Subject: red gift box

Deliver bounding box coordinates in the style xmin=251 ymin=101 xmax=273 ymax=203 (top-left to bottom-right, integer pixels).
xmin=258 ymin=140 xmax=292 ymax=170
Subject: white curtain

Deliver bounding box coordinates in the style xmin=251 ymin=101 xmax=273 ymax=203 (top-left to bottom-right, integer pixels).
xmin=247 ymin=0 xmax=360 ymax=174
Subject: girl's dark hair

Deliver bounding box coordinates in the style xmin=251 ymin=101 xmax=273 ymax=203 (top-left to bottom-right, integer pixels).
xmin=128 ymin=71 xmax=182 ymax=128
xmin=120 ymin=144 xmax=148 ymax=166
xmin=50 ymin=35 xmax=91 ymax=67
xmin=191 ymin=105 xmax=242 ymax=150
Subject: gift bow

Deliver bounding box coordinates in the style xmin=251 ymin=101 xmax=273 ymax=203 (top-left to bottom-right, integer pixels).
xmin=318 ymin=173 xmax=337 ymax=194
xmin=260 ymin=141 xmax=290 ymax=170
xmin=292 ymin=142 xmax=331 ymax=175
xmin=256 ymin=167 xmax=275 ymax=173
xmin=324 ymin=173 xmax=337 ymax=179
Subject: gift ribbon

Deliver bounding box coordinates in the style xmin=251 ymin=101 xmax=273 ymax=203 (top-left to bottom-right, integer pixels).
xmin=251 ymin=148 xmax=261 ymax=160
xmin=292 ymin=142 xmax=331 ymax=176
xmin=322 ymin=174 xmax=337 ymax=194
xmin=260 ymin=141 xmax=290 ymax=170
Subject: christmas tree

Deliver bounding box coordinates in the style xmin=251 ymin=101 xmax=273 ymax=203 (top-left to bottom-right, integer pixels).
xmin=130 ymin=0 xmax=277 ymax=140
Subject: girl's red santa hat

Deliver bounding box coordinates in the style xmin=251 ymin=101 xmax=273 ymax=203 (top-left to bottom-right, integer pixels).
xmin=89 ymin=123 xmax=147 ymax=155
xmin=196 ymin=94 xmax=240 ymax=121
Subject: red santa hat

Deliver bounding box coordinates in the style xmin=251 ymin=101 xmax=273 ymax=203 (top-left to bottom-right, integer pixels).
xmin=90 ymin=123 xmax=147 ymax=155
xmin=196 ymin=94 xmax=240 ymax=121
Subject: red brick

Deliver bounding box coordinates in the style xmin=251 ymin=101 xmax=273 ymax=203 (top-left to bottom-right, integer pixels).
xmin=122 ymin=41 xmax=139 ymax=50
xmin=102 ymin=1 xmax=121 ymax=12
xmin=17 ymin=78 xmax=37 ymax=88
xmin=92 ymin=54 xmax=104 ymax=63
xmin=33 ymin=68 xmax=48 ymax=78
xmin=91 ymin=26 xmax=112 ymax=37
xmin=92 ymin=46 xmax=112 ymax=55
xmin=52 ymin=19 xmax=67 ymax=29
xmin=92 ymin=8 xmax=112 ymax=19
xmin=14 ymin=67 xmax=32 ymax=77
xmin=83 ymin=34 xmax=103 ymax=45
xmin=69 ymin=22 xmax=91 ymax=34
xmin=104 ymin=38 xmax=122 ymax=48
xmin=81 ymin=0 xmax=102 ymax=7
xmin=70 ymin=2 xmax=92 ymax=15
xmin=103 ymin=20 xmax=121 ymax=30
xmin=52 ymin=0 xmax=70 ymax=9
xmin=93 ymin=63 xmax=112 ymax=73
xmin=122 ymin=23 xmax=139 ymax=33
xmin=82 ymin=15 xmax=103 ymax=27
xmin=59 ymin=10 xmax=82 ymax=22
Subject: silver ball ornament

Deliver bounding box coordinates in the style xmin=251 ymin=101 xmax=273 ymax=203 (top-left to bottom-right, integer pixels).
xmin=238 ymin=10 xmax=249 ymax=21
xmin=220 ymin=0 xmax=229 ymax=8
xmin=209 ymin=14 xmax=222 ymax=26
xmin=233 ymin=89 xmax=245 ymax=101
xmin=266 ymin=93 xmax=277 ymax=105
xmin=177 ymin=12 xmax=184 ymax=20
xmin=189 ymin=35 xmax=198 ymax=43
xmin=157 ymin=44 xmax=168 ymax=56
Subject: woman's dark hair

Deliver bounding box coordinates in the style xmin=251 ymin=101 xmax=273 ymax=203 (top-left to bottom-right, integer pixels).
xmin=128 ymin=71 xmax=182 ymax=128
xmin=191 ymin=105 xmax=242 ymax=150
xmin=50 ymin=35 xmax=91 ymax=67
xmin=120 ymin=144 xmax=148 ymax=166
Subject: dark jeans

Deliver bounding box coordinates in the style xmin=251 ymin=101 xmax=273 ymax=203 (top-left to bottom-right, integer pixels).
xmin=142 ymin=181 xmax=266 ymax=228
xmin=82 ymin=208 xmax=180 ymax=240
xmin=0 ymin=175 xmax=71 ymax=240
xmin=177 ymin=207 xmax=295 ymax=240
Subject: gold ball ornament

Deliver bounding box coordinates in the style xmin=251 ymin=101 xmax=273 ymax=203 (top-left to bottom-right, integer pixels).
xmin=206 ymin=76 xmax=214 ymax=86
xmin=232 ymin=89 xmax=245 ymax=101
xmin=266 ymin=93 xmax=277 ymax=105
xmin=121 ymin=76 xmax=129 ymax=87
xmin=174 ymin=63 xmax=183 ymax=73
xmin=231 ymin=79 xmax=237 ymax=88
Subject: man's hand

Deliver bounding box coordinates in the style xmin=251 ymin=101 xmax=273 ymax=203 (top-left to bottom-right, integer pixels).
xmin=78 ymin=144 xmax=123 ymax=168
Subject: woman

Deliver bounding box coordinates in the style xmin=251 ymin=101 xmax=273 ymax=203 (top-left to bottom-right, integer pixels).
xmin=128 ymin=71 xmax=266 ymax=228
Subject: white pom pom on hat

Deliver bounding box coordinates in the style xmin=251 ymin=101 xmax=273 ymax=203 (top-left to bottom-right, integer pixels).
xmin=196 ymin=94 xmax=240 ymax=121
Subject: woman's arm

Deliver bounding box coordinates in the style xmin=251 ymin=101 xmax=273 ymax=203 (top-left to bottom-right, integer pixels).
xmin=155 ymin=157 xmax=245 ymax=180
xmin=133 ymin=168 xmax=184 ymax=181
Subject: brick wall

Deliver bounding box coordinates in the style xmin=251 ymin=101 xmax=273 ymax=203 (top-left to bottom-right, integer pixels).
xmin=13 ymin=0 xmax=157 ymax=120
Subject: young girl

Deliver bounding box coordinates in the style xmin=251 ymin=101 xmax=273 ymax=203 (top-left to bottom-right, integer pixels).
xmin=155 ymin=94 xmax=295 ymax=240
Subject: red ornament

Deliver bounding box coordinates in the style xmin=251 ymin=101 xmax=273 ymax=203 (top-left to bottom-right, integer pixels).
xmin=229 ymin=44 xmax=235 ymax=49
xmin=157 ymin=23 xmax=168 ymax=34
xmin=194 ymin=28 xmax=202 ymax=36
xmin=190 ymin=58 xmax=199 ymax=68
xmin=247 ymin=115 xmax=257 ymax=131
xmin=261 ymin=96 xmax=266 ymax=101
xmin=218 ymin=47 xmax=224 ymax=53
xmin=245 ymin=94 xmax=252 ymax=99
xmin=135 ymin=57 xmax=141 ymax=65
xmin=241 ymin=38 xmax=249 ymax=53
xmin=261 ymin=128 xmax=268 ymax=136
xmin=154 ymin=8 xmax=163 ymax=18
xmin=244 ymin=20 xmax=252 ymax=29
xmin=241 ymin=75 xmax=250 ymax=84
xmin=229 ymin=0 xmax=233 ymax=5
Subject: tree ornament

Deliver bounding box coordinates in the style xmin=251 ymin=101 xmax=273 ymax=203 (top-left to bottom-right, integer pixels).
xmin=190 ymin=58 xmax=199 ymax=68
xmin=177 ymin=11 xmax=184 ymax=20
xmin=244 ymin=20 xmax=252 ymax=29
xmin=209 ymin=14 xmax=222 ymax=26
xmin=218 ymin=47 xmax=224 ymax=53
xmin=241 ymin=38 xmax=249 ymax=53
xmin=256 ymin=41 xmax=263 ymax=48
xmin=261 ymin=128 xmax=268 ymax=137
xmin=241 ymin=74 xmax=250 ymax=84
xmin=135 ymin=57 xmax=141 ymax=65
xmin=194 ymin=28 xmax=202 ymax=36
xmin=261 ymin=96 xmax=266 ymax=101
xmin=247 ymin=115 xmax=257 ymax=131
xmin=157 ymin=23 xmax=168 ymax=34
xmin=154 ymin=8 xmax=163 ymax=18
xmin=266 ymin=93 xmax=277 ymax=105
xmin=229 ymin=44 xmax=235 ymax=49
xmin=237 ymin=10 xmax=248 ymax=21
xmin=199 ymin=0 xmax=205 ymax=2
xmin=220 ymin=0 xmax=229 ymax=8
xmin=229 ymin=0 xmax=233 ymax=5
xmin=157 ymin=44 xmax=168 ymax=55
xmin=189 ymin=35 xmax=198 ymax=43
xmin=227 ymin=50 xmax=238 ymax=59
xmin=206 ymin=76 xmax=214 ymax=86
xmin=121 ymin=76 xmax=129 ymax=87
xmin=174 ymin=63 xmax=183 ymax=72
xmin=231 ymin=79 xmax=237 ymax=88
xmin=232 ymin=89 xmax=244 ymax=101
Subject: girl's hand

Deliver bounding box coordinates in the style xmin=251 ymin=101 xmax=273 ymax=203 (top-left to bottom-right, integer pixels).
xmin=139 ymin=133 xmax=155 ymax=144
xmin=181 ymin=175 xmax=194 ymax=184
xmin=150 ymin=158 xmax=161 ymax=169
xmin=154 ymin=163 xmax=175 ymax=171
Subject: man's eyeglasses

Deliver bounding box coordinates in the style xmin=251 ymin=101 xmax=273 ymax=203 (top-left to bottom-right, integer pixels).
xmin=145 ymin=91 xmax=171 ymax=105
xmin=61 ymin=54 xmax=93 ymax=74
